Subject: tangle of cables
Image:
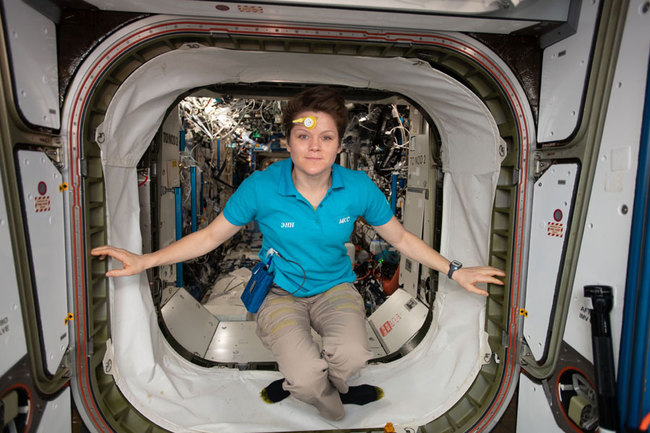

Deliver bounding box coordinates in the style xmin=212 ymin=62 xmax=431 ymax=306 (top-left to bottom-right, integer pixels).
xmin=172 ymin=95 xmax=411 ymax=315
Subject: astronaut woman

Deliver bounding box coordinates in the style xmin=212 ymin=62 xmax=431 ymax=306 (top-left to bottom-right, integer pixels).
xmin=91 ymin=86 xmax=505 ymax=421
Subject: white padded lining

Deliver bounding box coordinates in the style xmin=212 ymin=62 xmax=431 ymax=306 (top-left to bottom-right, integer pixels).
xmin=96 ymin=46 xmax=504 ymax=431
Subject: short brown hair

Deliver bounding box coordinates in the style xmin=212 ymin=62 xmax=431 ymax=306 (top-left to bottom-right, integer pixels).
xmin=282 ymin=86 xmax=348 ymax=140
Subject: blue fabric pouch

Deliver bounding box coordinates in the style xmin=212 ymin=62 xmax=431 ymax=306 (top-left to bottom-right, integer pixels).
xmin=241 ymin=257 xmax=274 ymax=313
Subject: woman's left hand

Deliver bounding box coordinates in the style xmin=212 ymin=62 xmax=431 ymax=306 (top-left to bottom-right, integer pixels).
xmin=451 ymin=266 xmax=505 ymax=296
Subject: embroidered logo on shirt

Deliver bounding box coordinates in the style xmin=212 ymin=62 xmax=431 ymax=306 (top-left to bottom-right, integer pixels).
xmin=280 ymin=221 xmax=295 ymax=228
xmin=338 ymin=216 xmax=351 ymax=224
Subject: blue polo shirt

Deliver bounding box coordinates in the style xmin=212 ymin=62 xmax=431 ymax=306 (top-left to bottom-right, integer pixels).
xmin=223 ymin=158 xmax=393 ymax=297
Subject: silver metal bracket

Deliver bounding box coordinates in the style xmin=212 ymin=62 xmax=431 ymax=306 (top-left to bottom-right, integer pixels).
xmin=534 ymin=154 xmax=551 ymax=179
xmin=80 ymin=158 xmax=88 ymax=178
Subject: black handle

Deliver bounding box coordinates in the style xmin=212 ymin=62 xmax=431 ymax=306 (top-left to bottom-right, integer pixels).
xmin=584 ymin=285 xmax=619 ymax=430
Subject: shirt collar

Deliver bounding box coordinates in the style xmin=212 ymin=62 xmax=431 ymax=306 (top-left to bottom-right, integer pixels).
xmin=331 ymin=163 xmax=344 ymax=190
xmin=278 ymin=158 xmax=345 ymax=196
xmin=278 ymin=158 xmax=297 ymax=196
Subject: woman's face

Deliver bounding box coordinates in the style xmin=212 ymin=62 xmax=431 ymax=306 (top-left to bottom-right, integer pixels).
xmin=287 ymin=110 xmax=341 ymax=181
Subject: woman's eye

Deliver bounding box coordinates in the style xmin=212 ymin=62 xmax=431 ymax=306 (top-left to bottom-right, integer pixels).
xmin=323 ymin=135 xmax=333 ymax=141
xmin=298 ymin=134 xmax=309 ymax=140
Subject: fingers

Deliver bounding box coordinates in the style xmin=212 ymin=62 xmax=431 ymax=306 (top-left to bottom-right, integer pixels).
xmin=485 ymin=276 xmax=505 ymax=286
xmin=104 ymin=264 xmax=139 ymax=278
xmin=456 ymin=266 xmax=507 ymax=296
xmin=90 ymin=245 xmax=110 ymax=255
xmin=467 ymin=285 xmax=489 ymax=296
xmin=472 ymin=266 xmax=506 ymax=277
xmin=91 ymin=245 xmax=121 ymax=259
xmin=91 ymin=246 xmax=133 ymax=263
xmin=90 ymin=246 xmax=107 ymax=259
xmin=89 ymin=245 xmax=140 ymax=278
xmin=471 ymin=273 xmax=505 ymax=286
xmin=471 ymin=267 xmax=506 ymax=281
xmin=91 ymin=245 xmax=127 ymax=255
xmin=105 ymin=268 xmax=133 ymax=278
xmin=485 ymin=267 xmax=506 ymax=277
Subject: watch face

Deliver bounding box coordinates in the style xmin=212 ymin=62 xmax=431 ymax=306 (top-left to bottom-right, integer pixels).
xmin=448 ymin=260 xmax=462 ymax=278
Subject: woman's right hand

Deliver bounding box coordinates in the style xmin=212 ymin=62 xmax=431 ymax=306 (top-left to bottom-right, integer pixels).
xmin=90 ymin=245 xmax=149 ymax=277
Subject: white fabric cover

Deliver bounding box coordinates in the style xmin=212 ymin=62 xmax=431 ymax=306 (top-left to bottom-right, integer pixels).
xmin=97 ymin=46 xmax=505 ymax=431
xmin=203 ymin=268 xmax=251 ymax=321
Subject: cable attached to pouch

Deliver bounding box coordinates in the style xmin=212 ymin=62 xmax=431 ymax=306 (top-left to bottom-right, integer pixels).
xmin=241 ymin=248 xmax=308 ymax=313
xmin=266 ymin=248 xmax=306 ymax=295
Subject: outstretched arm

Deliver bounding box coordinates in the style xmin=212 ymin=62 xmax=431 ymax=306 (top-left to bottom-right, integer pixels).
xmin=91 ymin=213 xmax=243 ymax=278
xmin=372 ymin=217 xmax=505 ymax=296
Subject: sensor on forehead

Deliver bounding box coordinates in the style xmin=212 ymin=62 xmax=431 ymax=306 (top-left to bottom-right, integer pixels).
xmin=292 ymin=115 xmax=317 ymax=129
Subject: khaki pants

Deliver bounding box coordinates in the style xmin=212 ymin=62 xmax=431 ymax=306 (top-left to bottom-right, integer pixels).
xmin=256 ymin=282 xmax=372 ymax=420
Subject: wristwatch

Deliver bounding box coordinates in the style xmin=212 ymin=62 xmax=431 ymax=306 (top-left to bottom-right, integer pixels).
xmin=447 ymin=260 xmax=463 ymax=279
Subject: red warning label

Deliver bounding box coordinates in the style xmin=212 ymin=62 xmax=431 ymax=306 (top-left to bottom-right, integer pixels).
xmin=380 ymin=321 xmax=392 ymax=337
xmin=547 ymin=222 xmax=564 ymax=237
xmin=35 ymin=196 xmax=51 ymax=213
xmin=379 ymin=313 xmax=402 ymax=337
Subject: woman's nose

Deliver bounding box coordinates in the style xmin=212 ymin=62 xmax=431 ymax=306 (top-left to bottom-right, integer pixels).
xmin=308 ymin=139 xmax=321 ymax=150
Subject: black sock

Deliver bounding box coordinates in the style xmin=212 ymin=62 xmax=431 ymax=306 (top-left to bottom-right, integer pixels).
xmin=340 ymin=384 xmax=384 ymax=405
xmin=260 ymin=378 xmax=290 ymax=403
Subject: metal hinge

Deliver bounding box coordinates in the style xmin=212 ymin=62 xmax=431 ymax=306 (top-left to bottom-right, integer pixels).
xmin=519 ymin=337 xmax=533 ymax=366
xmin=533 ymin=153 xmax=551 ymax=178
xmin=59 ymin=347 xmax=73 ymax=379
